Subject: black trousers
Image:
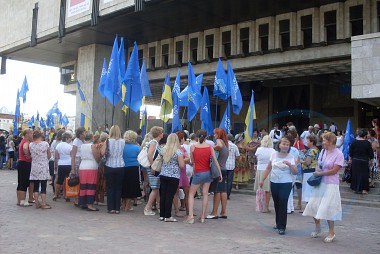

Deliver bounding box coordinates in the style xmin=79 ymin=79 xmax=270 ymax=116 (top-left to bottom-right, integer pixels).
xmin=270 ymin=182 xmax=292 ymax=230
xmin=104 ymin=166 xmax=124 ymax=212
xmin=159 ymin=175 xmax=179 ymax=218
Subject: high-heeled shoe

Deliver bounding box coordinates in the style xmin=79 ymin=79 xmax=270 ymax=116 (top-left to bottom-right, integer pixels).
xmin=184 ymin=217 xmax=194 ymax=224
xmin=198 ymin=218 xmax=205 ymax=223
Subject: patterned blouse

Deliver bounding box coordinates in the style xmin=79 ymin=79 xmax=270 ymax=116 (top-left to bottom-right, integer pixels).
xmin=160 ymin=149 xmax=182 ymax=179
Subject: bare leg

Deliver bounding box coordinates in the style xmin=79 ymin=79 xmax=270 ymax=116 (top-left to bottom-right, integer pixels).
xmin=41 ymin=193 xmax=47 ymax=206
xmin=211 ymin=192 xmax=220 ymax=216
xmin=313 ymin=217 xmax=321 ymax=232
xmin=327 ymin=220 xmax=335 ymax=238
xmin=200 ymin=183 xmax=211 ymax=219
xmin=187 ymin=184 xmax=199 ymax=219
xmin=34 ymin=192 xmax=40 ymax=208
xmin=145 ymin=189 xmax=159 ymax=211
xmin=173 ymin=188 xmax=180 ymax=216
xmin=28 ymin=182 xmax=34 ymax=202
xmin=220 ymin=192 xmax=227 ymax=216
xmin=296 ymin=188 xmax=302 ymax=210
xmin=17 ymin=191 xmax=26 ymax=205
xmin=265 ymin=191 xmax=271 ymax=211
xmin=183 ymin=186 xmax=190 ymax=215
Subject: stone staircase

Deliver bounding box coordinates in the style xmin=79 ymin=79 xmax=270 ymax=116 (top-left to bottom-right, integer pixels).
xmin=233 ymin=169 xmax=380 ymax=208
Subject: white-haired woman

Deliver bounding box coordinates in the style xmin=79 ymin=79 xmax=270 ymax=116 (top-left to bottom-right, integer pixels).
xmin=159 ymin=133 xmax=185 ymax=222
xmin=254 ymin=135 xmax=275 ymax=212
xmin=122 ymin=130 xmax=142 ymax=211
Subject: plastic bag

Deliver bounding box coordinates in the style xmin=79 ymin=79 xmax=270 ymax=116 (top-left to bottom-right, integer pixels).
xmin=65 ymin=177 xmax=80 ymax=197
xmin=256 ymin=188 xmax=266 ymax=212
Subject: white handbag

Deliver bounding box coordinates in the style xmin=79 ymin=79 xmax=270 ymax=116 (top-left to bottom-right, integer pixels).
xmin=138 ymin=146 xmax=150 ymax=168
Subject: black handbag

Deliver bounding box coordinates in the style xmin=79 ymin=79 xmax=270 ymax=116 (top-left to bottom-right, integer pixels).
xmin=68 ymin=175 xmax=80 ymax=187
xmin=210 ymin=146 xmax=220 ymax=179
xmin=307 ymin=174 xmax=322 ymax=186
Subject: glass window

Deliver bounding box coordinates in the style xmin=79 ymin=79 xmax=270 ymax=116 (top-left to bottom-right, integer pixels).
xmin=279 ymin=19 xmax=290 ymax=49
xmin=138 ymin=49 xmax=143 ymax=69
xmin=222 ymin=31 xmax=231 ymax=58
xmin=149 ymin=47 xmax=155 ymax=69
xmin=176 ymin=41 xmax=183 ymax=65
xmin=378 ymin=1 xmax=380 ymax=32
xmin=240 ymin=27 xmax=249 ymax=55
xmin=190 ymin=38 xmax=198 ymax=64
xmin=162 ymin=44 xmax=169 ymax=68
xmin=350 ymin=5 xmax=363 ymax=36
xmin=324 ymin=11 xmax=337 ymax=42
xmin=205 ymin=34 xmax=214 ymax=61
xmin=301 ymin=15 xmax=312 ymax=47
xmin=259 ymin=24 xmax=269 ymax=52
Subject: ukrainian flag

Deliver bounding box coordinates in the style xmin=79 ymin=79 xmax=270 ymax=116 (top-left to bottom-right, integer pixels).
xmin=244 ymin=90 xmax=256 ymax=144
xmin=77 ymin=80 xmax=86 ymax=106
xmin=159 ymin=73 xmax=172 ymax=123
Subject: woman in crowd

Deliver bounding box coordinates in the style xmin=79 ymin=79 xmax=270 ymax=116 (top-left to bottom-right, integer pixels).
xmin=303 ymin=132 xmax=344 ymax=243
xmin=122 ymin=130 xmax=142 ymax=211
xmin=349 ymin=129 xmax=374 ymax=194
xmin=29 ymin=130 xmax=51 ymax=209
xmin=369 ymin=140 xmax=378 ymax=188
xmin=234 ymin=133 xmax=250 ymax=189
xmin=78 ymin=132 xmax=101 ymax=211
xmin=299 ymin=135 xmax=319 ymax=212
xmin=143 ymin=126 xmax=164 ymax=216
xmin=186 ymin=129 xmax=221 ymax=224
xmin=335 ymin=130 xmax=344 ymax=151
xmin=254 ymin=135 xmax=275 ymax=213
xmin=6 ymin=135 xmax=15 ymax=169
xmin=49 ymin=129 xmax=65 ymax=193
xmin=70 ymin=127 xmax=86 ymax=205
xmin=159 ymin=133 xmax=185 ymax=222
xmin=101 ymin=125 xmax=125 ymax=214
xmin=260 ymin=137 xmax=297 ymax=235
xmin=207 ymin=128 xmax=229 ymax=219
xmin=246 ymin=129 xmax=261 ymax=179
xmin=0 ymin=136 xmax=6 ymax=169
xmin=173 ymin=131 xmax=190 ymax=217
xmin=140 ymin=133 xmax=153 ymax=201
xmin=16 ymin=129 xmax=34 ymax=206
xmin=94 ymin=132 xmax=108 ymax=206
xmin=54 ymin=132 xmax=73 ymax=201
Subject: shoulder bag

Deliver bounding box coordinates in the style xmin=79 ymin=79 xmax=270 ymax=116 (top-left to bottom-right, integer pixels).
xmin=307 ymin=149 xmax=325 ymax=186
xmin=138 ymin=144 xmax=151 ymax=168
xmin=210 ymin=146 xmax=221 ymax=179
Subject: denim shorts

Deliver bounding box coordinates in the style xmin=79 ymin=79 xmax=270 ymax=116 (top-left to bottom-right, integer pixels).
xmin=191 ymin=171 xmax=212 ymax=185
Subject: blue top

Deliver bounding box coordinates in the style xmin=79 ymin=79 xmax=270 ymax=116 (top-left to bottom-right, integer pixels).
xmin=123 ymin=143 xmax=140 ymax=167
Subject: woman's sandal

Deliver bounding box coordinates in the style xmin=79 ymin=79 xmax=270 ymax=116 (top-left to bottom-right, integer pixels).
xmin=310 ymin=230 xmax=322 ymax=238
xmin=41 ymin=204 xmax=51 ymax=209
xmin=324 ymin=234 xmax=336 ymax=243
xmin=184 ymin=217 xmax=194 ymax=224
xmin=35 ymin=204 xmax=42 ymax=209
xmin=52 ymin=196 xmax=58 ymax=201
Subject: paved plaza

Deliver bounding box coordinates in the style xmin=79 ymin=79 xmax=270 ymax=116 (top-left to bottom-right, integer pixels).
xmin=0 ymin=170 xmax=379 ymax=254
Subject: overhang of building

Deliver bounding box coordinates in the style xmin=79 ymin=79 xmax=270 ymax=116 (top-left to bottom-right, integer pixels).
xmin=1 ymin=0 xmax=342 ymax=66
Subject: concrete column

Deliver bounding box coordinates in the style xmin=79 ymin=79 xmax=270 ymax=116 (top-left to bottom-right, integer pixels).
xmin=371 ymin=0 xmax=378 ymax=33
xmin=76 ymin=44 xmax=138 ymax=132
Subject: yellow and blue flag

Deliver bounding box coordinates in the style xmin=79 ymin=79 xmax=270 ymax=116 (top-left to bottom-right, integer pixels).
xmin=200 ymin=87 xmax=213 ymax=135
xmin=213 ymin=59 xmax=228 ymax=100
xmin=76 ymin=80 xmax=86 ymax=106
xmin=244 ymin=90 xmax=256 ymax=144
xmin=140 ymin=106 xmax=148 ymax=138
xmin=171 ymin=69 xmax=182 ymax=133
xmin=227 ymin=61 xmax=242 ymax=115
xmin=159 ymin=73 xmax=172 ymax=123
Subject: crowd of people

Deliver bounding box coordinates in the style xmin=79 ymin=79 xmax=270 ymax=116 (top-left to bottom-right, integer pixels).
xmin=0 ymin=117 xmax=379 ymax=243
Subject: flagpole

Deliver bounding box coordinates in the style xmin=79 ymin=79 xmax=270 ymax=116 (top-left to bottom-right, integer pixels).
xmin=111 ymin=93 xmax=115 ymax=126
xmin=104 ymin=97 xmax=106 ymax=127
xmin=127 ymin=84 xmax=133 ymax=130
xmin=214 ymin=97 xmax=218 ymax=128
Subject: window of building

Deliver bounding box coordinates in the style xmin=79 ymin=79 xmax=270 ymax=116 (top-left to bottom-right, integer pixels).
xmin=279 ymin=19 xmax=290 ymax=49
xmin=325 ymin=11 xmax=337 ymax=42
xmin=222 ymin=31 xmax=231 ymax=58
xmin=205 ymin=34 xmax=214 ymax=61
xmin=301 ymin=15 xmax=312 ymax=47
xmin=350 ymin=5 xmax=363 ymax=36
xmin=138 ymin=49 xmax=143 ymax=68
xmin=240 ymin=27 xmax=249 ymax=55
xmin=149 ymin=47 xmax=155 ymax=69
xmin=162 ymin=44 xmax=169 ymax=68
xmin=60 ymin=64 xmax=75 ymax=85
xmin=176 ymin=41 xmax=183 ymax=66
xmin=378 ymin=1 xmax=380 ymax=32
xmin=190 ymin=38 xmax=198 ymax=64
xmin=259 ymin=24 xmax=269 ymax=52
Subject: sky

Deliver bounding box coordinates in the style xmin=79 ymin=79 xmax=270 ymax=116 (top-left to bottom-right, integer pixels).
xmin=0 ymin=59 xmax=76 ymax=118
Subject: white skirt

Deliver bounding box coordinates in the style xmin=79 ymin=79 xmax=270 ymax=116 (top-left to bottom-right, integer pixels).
xmin=302 ymin=182 xmax=342 ymax=221
xmin=302 ymin=173 xmax=314 ymax=202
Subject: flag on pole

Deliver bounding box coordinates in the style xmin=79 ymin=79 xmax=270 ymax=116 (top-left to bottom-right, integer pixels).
xmin=98 ymin=58 xmax=107 ymax=97
xmin=342 ymin=119 xmax=355 ymax=160
xmin=140 ymin=60 xmax=152 ymax=97
xmin=104 ymin=35 xmax=121 ymax=106
xmin=28 ymin=116 xmax=35 ymax=127
xmin=62 ymin=114 xmax=69 ymax=126
xmin=213 ymin=59 xmax=228 ymax=100
xmin=122 ymin=41 xmax=142 ymax=112
xmin=200 ymin=87 xmax=213 ymax=135
xmin=76 ymin=80 xmax=86 ymax=106
xmin=220 ymin=102 xmax=231 ymax=134
xmin=179 ymin=86 xmax=188 ymax=107
xmin=171 ymin=69 xmax=182 ymax=133
xmin=47 ymin=102 xmax=62 ymax=118
xmin=80 ymin=113 xmax=90 ymax=129
xmin=227 ymin=61 xmax=242 ymax=115
xmin=15 ymin=89 xmax=21 ymax=117
xmin=40 ymin=118 xmax=46 ymax=128
xmin=187 ymin=62 xmax=202 ymax=121
xmin=46 ymin=115 xmax=55 ymax=128
xmin=159 ymin=73 xmax=172 ymax=123
xmin=36 ymin=111 xmax=40 ymax=121
xmin=140 ymin=106 xmax=148 ymax=138
xmin=13 ymin=115 xmax=18 ymax=135
xmin=19 ymin=76 xmax=29 ymax=103
xmin=244 ymin=91 xmax=256 ymax=144
xmin=118 ymin=37 xmax=126 ymax=79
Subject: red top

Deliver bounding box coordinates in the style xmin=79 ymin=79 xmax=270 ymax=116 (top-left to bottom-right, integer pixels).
xmin=193 ymin=146 xmax=212 ymax=173
xmin=293 ymin=140 xmax=305 ymax=150
xmin=18 ymin=138 xmax=32 ymax=163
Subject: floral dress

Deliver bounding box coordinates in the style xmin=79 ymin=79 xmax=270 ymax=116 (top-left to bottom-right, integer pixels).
xmin=247 ymin=138 xmax=261 ymax=178
xmin=29 ymin=142 xmax=50 ymax=180
xmin=234 ymin=146 xmax=250 ymax=185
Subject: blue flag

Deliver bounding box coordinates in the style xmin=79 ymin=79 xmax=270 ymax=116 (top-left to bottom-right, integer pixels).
xmin=140 ymin=60 xmax=152 ymax=97
xmin=123 ymin=41 xmax=143 ymax=112
xmin=200 ymin=87 xmax=214 ymax=135
xmin=47 ymin=102 xmax=62 ymax=118
xmin=98 ymin=58 xmax=107 ymax=97
xmin=104 ymin=35 xmax=121 ymax=106
xmin=213 ymin=59 xmax=228 ymax=100
xmin=118 ymin=37 xmax=126 ymax=78
xmin=219 ymin=102 xmax=231 ymax=134
xmin=140 ymin=106 xmax=148 ymax=138
xmin=76 ymin=80 xmax=86 ymax=103
xmin=19 ymin=76 xmax=29 ymax=103
xmin=40 ymin=118 xmax=46 ymax=129
xmin=15 ymin=89 xmax=21 ymax=117
xmin=47 ymin=115 xmax=55 ymax=128
xmin=227 ymin=61 xmax=242 ymax=115
xmin=196 ymin=74 xmax=203 ymax=92
xmin=244 ymin=91 xmax=256 ymax=144
xmin=62 ymin=114 xmax=69 ymax=126
xmin=171 ymin=69 xmax=182 ymax=133
xmin=187 ymin=62 xmax=202 ymax=121
xmin=28 ymin=116 xmax=35 ymax=127
xmin=36 ymin=111 xmax=40 ymax=121
xmin=342 ymin=119 xmax=355 ymax=160
xmin=13 ymin=115 xmax=18 ymax=135
xmin=179 ymin=86 xmax=188 ymax=107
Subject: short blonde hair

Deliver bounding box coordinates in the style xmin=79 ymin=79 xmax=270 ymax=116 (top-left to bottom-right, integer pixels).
xmin=150 ymin=126 xmax=163 ymax=138
xmin=100 ymin=132 xmax=109 ymax=142
xmin=260 ymin=135 xmax=273 ymax=148
xmin=322 ymin=132 xmax=337 ymax=145
xmin=124 ymin=130 xmax=137 ymax=144
xmin=23 ymin=128 xmax=32 ymax=136
xmin=109 ymin=125 xmax=121 ymax=139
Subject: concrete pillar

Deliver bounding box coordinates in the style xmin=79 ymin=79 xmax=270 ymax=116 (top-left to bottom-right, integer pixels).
xmin=76 ymin=44 xmax=139 ymax=132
